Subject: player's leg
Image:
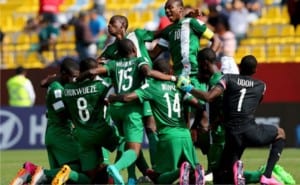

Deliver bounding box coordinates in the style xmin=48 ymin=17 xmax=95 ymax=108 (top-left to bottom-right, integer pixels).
xmin=244 ymin=124 xmax=285 ymax=184
xmin=143 ymin=101 xmax=158 ymax=167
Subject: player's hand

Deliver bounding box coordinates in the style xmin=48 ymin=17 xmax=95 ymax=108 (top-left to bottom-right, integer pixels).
xmin=176 ymin=75 xmax=194 ymax=92
xmin=107 ymin=94 xmax=117 ymax=103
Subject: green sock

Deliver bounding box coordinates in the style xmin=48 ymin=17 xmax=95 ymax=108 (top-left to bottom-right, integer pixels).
xmin=44 ymin=169 xmax=60 ymax=179
xmin=68 ymin=170 xmax=91 ymax=183
xmin=157 ymin=169 xmax=180 ymax=184
xmin=244 ymin=170 xmax=262 ymax=184
xmin=102 ymin=147 xmax=110 ymax=165
xmin=115 ymin=149 xmax=137 ymax=171
xmin=136 ymin=150 xmax=149 ymax=175
xmin=147 ymin=131 xmax=158 ymax=166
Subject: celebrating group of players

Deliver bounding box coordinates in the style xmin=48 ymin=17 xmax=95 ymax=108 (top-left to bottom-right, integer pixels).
xmin=10 ymin=0 xmax=290 ymax=185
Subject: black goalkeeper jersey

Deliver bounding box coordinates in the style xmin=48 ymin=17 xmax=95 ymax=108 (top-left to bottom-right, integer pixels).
xmin=216 ymin=74 xmax=266 ymax=130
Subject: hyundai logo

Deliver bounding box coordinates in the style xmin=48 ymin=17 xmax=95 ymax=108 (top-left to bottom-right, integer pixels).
xmin=0 ymin=110 xmax=23 ymax=149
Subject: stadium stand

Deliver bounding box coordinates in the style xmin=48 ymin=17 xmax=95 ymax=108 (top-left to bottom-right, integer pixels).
xmin=1 ymin=0 xmax=300 ymax=69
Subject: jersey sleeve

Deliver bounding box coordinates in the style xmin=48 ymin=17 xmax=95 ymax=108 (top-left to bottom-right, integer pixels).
xmin=137 ymin=57 xmax=150 ymax=68
xmin=49 ymin=86 xmax=65 ymax=112
xmin=135 ymin=81 xmax=154 ymax=102
xmin=190 ymin=18 xmax=214 ymax=40
xmin=216 ymin=74 xmax=229 ymax=90
xmin=135 ymin=29 xmax=156 ymax=42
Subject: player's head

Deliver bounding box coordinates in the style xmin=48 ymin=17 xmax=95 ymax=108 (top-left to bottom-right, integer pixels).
xmin=117 ymin=38 xmax=137 ymax=58
xmin=108 ymin=15 xmax=128 ymax=37
xmin=197 ymin=48 xmax=217 ymax=82
xmin=16 ymin=66 xmax=26 ymax=75
xmin=239 ymin=55 xmax=257 ymax=75
xmin=165 ymin=0 xmax=184 ymax=22
xmin=153 ymin=59 xmax=172 ymax=74
xmin=80 ymin=57 xmax=98 ymax=72
xmin=60 ymin=57 xmax=80 ymax=84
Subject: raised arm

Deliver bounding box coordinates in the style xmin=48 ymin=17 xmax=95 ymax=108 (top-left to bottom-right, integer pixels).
xmin=209 ymin=34 xmax=222 ymax=53
xmin=140 ymin=64 xmax=176 ymax=81
xmin=77 ymin=66 xmax=108 ymax=81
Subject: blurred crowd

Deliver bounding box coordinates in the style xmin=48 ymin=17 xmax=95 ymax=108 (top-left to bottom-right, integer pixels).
xmin=1 ymin=0 xmax=300 ymax=66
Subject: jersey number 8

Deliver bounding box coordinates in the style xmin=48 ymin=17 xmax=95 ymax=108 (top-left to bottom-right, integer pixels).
xmin=77 ymin=97 xmax=90 ymax=122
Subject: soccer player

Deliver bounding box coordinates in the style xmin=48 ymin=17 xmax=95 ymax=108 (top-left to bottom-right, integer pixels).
xmin=178 ymin=55 xmax=286 ymax=185
xmin=99 ymin=15 xmax=159 ymax=178
xmin=150 ymin=0 xmax=221 ymax=79
xmin=108 ymin=59 xmax=205 ymax=185
xmin=10 ymin=58 xmax=91 ymax=185
xmin=55 ymin=57 xmax=122 ymax=184
xmin=80 ymin=39 xmax=176 ymax=184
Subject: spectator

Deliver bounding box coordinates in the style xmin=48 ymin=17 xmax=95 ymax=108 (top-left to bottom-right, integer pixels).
xmin=6 ymin=66 xmax=36 ymax=107
xmin=93 ymin=0 xmax=106 ymax=15
xmin=74 ymin=11 xmax=97 ymax=61
xmin=214 ymin=15 xmax=237 ymax=57
xmin=89 ymin=9 xmax=107 ymax=49
xmin=37 ymin=18 xmax=60 ymax=63
xmin=157 ymin=7 xmax=172 ymax=30
xmin=286 ymin=0 xmax=300 ymax=28
xmin=39 ymin=0 xmax=64 ymax=24
xmin=243 ymin=0 xmax=263 ymax=22
xmin=228 ymin=0 xmax=250 ymax=45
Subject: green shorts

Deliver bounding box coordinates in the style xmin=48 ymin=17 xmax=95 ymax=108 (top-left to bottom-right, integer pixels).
xmin=110 ymin=103 xmax=144 ymax=143
xmin=45 ymin=123 xmax=80 ymax=169
xmin=154 ymin=128 xmax=198 ymax=173
xmin=73 ymin=124 xmax=121 ymax=171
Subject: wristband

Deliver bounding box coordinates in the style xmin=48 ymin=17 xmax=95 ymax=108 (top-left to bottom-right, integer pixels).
xmin=171 ymin=75 xmax=176 ymax=82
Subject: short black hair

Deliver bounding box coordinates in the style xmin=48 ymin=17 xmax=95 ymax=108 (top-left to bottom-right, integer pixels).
xmin=79 ymin=57 xmax=98 ymax=72
xmin=117 ymin=39 xmax=136 ymax=58
xmin=239 ymin=55 xmax=257 ymax=75
xmin=153 ymin=59 xmax=171 ymax=74
xmin=110 ymin=15 xmax=128 ymax=30
xmin=16 ymin=66 xmax=25 ymax=74
xmin=60 ymin=57 xmax=79 ymax=75
xmin=197 ymin=48 xmax=217 ymax=64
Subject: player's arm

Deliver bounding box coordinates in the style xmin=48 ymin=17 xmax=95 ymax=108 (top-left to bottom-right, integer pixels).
xmin=108 ymin=92 xmax=138 ymax=103
xmin=40 ymin=74 xmax=58 ymax=88
xmin=190 ymin=87 xmax=223 ymax=102
xmin=140 ymin=63 xmax=176 ymax=81
xmin=191 ymin=18 xmax=222 ymax=52
xmin=77 ymin=66 xmax=108 ymax=81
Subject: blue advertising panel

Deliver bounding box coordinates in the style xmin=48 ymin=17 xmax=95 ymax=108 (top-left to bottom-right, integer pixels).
xmin=0 ymin=106 xmax=47 ymax=150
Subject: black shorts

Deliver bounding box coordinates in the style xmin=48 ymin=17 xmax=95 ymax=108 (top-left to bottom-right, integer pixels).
xmin=241 ymin=123 xmax=278 ymax=146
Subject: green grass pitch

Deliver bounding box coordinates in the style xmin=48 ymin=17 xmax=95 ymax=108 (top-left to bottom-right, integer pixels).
xmin=1 ymin=148 xmax=299 ymax=184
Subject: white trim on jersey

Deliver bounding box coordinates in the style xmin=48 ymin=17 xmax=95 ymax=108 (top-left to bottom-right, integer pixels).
xmin=127 ymin=32 xmax=142 ymax=57
xmin=181 ymin=18 xmax=191 ymax=75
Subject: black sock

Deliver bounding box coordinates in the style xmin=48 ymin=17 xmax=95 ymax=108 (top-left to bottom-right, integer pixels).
xmin=263 ymin=138 xmax=285 ymax=178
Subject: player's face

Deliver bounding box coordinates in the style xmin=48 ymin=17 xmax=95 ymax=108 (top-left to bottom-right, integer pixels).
xmin=198 ymin=60 xmax=211 ymax=82
xmin=108 ymin=19 xmax=123 ymax=36
xmin=165 ymin=0 xmax=183 ymax=22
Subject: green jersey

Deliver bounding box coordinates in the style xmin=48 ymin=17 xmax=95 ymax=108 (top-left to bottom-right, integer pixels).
xmin=158 ymin=18 xmax=213 ymax=76
xmin=46 ymin=81 xmax=65 ymax=125
xmin=100 ymin=29 xmax=154 ymax=67
xmin=135 ymin=79 xmax=188 ymax=134
xmin=104 ymin=57 xmax=149 ymax=94
xmin=63 ymin=77 xmax=110 ymax=128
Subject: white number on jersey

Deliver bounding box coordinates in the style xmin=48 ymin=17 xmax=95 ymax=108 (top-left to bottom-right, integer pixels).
xmin=237 ymin=88 xmax=246 ymax=112
xmin=118 ymin=68 xmax=133 ymax=93
xmin=163 ymin=92 xmax=181 ymax=118
xmin=77 ymin=97 xmax=90 ymax=122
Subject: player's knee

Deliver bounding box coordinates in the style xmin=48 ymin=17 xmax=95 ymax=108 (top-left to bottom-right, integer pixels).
xmin=276 ymin=127 xmax=286 ymax=140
